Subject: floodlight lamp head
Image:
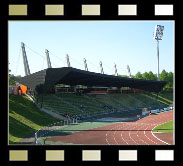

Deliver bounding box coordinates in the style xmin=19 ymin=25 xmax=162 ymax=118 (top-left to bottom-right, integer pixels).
xmin=153 ymin=25 xmax=164 ymax=40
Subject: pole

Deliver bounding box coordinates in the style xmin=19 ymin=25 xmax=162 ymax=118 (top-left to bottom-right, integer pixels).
xmin=45 ymin=49 xmax=52 ymax=68
xmin=157 ymin=40 xmax=160 ymax=81
xmin=21 ymin=42 xmax=30 ymax=75
xmin=127 ymin=65 xmax=131 ymax=78
xmin=114 ymin=63 xmax=118 ymax=76
xmin=21 ymin=42 xmax=28 ymax=76
xmin=83 ymin=58 xmax=88 ymax=71
xmin=99 ymin=61 xmax=104 ymax=74
xmin=24 ymin=51 xmax=31 ymax=75
xmin=66 ymin=54 xmax=71 ymax=67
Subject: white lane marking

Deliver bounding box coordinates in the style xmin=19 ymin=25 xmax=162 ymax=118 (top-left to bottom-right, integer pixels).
xmin=136 ymin=124 xmax=148 ymax=145
xmin=151 ymin=124 xmax=171 ymax=145
xmin=129 ymin=123 xmax=140 ymax=145
xmin=144 ymin=125 xmax=158 ymax=145
xmin=106 ymin=123 xmax=122 ymax=145
xmin=106 ymin=111 xmax=173 ymax=145
xmin=106 ymin=122 xmax=130 ymax=145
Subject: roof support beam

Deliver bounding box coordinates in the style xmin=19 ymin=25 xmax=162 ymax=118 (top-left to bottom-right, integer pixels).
xmin=127 ymin=65 xmax=132 ymax=78
xmin=83 ymin=58 xmax=88 ymax=71
xmin=21 ymin=42 xmax=30 ymax=76
xmin=114 ymin=63 xmax=118 ymax=76
xmin=99 ymin=61 xmax=104 ymax=74
xmin=66 ymin=54 xmax=71 ymax=67
xmin=45 ymin=49 xmax=52 ymax=68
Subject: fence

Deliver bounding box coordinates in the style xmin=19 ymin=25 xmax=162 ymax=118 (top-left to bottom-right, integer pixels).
xmin=35 ymin=118 xmax=78 ymax=145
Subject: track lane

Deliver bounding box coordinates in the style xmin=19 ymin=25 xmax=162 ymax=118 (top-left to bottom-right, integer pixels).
xmin=46 ymin=111 xmax=173 ymax=145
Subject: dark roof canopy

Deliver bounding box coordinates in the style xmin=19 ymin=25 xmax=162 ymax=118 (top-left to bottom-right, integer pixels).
xmin=14 ymin=67 xmax=167 ymax=93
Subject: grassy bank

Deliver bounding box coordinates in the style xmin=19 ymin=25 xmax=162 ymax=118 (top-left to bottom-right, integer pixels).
xmin=9 ymin=95 xmax=59 ymax=144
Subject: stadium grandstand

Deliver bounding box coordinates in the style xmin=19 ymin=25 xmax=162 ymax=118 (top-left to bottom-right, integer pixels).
xmin=11 ymin=42 xmax=167 ymax=121
xmin=9 ymin=42 xmax=174 ymax=145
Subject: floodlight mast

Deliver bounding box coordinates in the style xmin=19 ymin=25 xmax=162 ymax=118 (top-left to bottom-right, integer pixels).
xmin=154 ymin=25 xmax=164 ymax=81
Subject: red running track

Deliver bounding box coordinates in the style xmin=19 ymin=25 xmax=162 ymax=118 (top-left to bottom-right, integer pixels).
xmin=46 ymin=111 xmax=174 ymax=145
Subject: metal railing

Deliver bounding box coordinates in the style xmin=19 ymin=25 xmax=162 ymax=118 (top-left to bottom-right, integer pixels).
xmin=35 ymin=118 xmax=78 ymax=145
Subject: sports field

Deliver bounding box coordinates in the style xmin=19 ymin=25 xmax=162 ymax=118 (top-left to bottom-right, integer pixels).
xmin=38 ymin=110 xmax=174 ymax=145
xmin=152 ymin=120 xmax=173 ymax=133
xmin=9 ymin=92 xmax=173 ymax=145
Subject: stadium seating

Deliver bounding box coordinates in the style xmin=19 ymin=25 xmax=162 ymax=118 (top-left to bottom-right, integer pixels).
xmin=36 ymin=93 xmax=164 ymax=120
xmin=56 ymin=93 xmax=107 ymax=115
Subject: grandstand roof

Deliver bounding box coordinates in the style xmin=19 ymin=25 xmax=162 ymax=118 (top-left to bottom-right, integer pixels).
xmin=14 ymin=67 xmax=167 ymax=93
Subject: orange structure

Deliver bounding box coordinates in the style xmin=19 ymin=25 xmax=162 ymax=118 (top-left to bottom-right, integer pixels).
xmin=90 ymin=91 xmax=107 ymax=94
xmin=20 ymin=84 xmax=27 ymax=95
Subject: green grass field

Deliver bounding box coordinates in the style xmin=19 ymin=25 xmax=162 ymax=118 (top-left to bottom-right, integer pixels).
xmin=9 ymin=95 xmax=59 ymax=144
xmin=152 ymin=120 xmax=174 ymax=133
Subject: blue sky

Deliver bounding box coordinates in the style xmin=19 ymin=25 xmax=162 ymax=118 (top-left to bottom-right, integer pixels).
xmin=9 ymin=21 xmax=174 ymax=77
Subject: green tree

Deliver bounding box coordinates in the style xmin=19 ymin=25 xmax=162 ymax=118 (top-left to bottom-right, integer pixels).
xmin=160 ymin=70 xmax=174 ymax=91
xmin=167 ymin=72 xmax=173 ymax=88
xmin=134 ymin=70 xmax=173 ymax=92
xmin=9 ymin=74 xmax=16 ymax=85
xmin=148 ymin=71 xmax=157 ymax=80
xmin=142 ymin=72 xmax=149 ymax=80
xmin=135 ymin=72 xmax=143 ymax=79
xmin=160 ymin=69 xmax=168 ymax=81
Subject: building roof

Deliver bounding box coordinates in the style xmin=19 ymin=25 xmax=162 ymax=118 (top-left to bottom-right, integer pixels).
xmin=13 ymin=67 xmax=167 ymax=93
